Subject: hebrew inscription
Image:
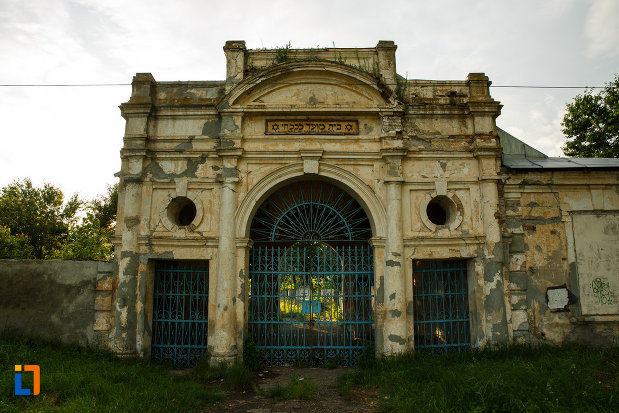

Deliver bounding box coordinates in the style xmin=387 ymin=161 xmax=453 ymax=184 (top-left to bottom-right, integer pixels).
xmin=265 ymin=120 xmax=358 ymax=135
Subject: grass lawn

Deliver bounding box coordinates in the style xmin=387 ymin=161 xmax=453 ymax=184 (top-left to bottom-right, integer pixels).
xmin=338 ymin=345 xmax=618 ymax=412
xmin=3 ymin=334 xmax=617 ymax=412
xmin=1 ymin=334 xmax=222 ymax=412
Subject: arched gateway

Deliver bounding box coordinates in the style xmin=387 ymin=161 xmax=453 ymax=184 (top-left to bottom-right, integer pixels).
xmin=247 ymin=180 xmax=374 ymax=365
xmin=111 ymin=40 xmax=562 ymax=369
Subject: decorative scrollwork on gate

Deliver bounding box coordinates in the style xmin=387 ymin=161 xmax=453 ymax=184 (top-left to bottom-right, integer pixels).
xmin=250 ymin=181 xmax=371 ymax=242
xmin=151 ymin=261 xmax=209 ymax=367
xmin=248 ymin=181 xmax=374 ymax=366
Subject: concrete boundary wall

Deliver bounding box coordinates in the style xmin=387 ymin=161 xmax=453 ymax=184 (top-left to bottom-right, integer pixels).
xmin=0 ymin=260 xmax=114 ymax=347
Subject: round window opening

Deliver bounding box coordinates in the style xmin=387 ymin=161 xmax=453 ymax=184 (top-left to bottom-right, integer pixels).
xmin=167 ymin=197 xmax=197 ymax=226
xmin=426 ymin=195 xmax=456 ymax=226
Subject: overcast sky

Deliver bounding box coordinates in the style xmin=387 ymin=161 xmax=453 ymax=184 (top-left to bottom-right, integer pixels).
xmin=1 ymin=0 xmax=617 ymax=200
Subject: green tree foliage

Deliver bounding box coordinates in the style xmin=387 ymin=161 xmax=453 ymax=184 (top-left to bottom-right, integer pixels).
xmin=51 ymin=216 xmax=114 ymax=261
xmin=0 ymin=179 xmax=118 ymax=260
xmin=89 ymin=183 xmax=118 ymax=229
xmin=50 ymin=184 xmax=118 ymax=260
xmin=0 ymin=179 xmax=80 ymax=258
xmin=562 ymin=74 xmax=619 ymax=158
xmin=0 ymin=226 xmax=35 ymax=259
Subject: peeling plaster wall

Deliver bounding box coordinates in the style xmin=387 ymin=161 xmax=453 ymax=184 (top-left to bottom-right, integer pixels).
xmin=112 ymin=42 xmax=618 ymax=364
xmin=503 ymin=171 xmax=619 ymax=346
xmin=114 ymin=46 xmax=510 ymax=362
xmin=0 ymin=260 xmax=114 ymax=347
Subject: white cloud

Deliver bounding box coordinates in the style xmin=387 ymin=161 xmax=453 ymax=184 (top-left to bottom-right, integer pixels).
xmin=585 ymin=0 xmax=619 ymax=58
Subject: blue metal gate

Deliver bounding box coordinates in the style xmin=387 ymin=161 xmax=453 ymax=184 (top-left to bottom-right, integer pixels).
xmin=151 ymin=261 xmax=209 ymax=366
xmin=248 ymin=181 xmax=374 ymax=366
xmin=413 ymin=260 xmax=470 ymax=353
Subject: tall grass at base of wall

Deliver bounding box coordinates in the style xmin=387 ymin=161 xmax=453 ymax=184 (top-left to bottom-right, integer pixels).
xmin=337 ymin=344 xmax=618 ymax=412
xmin=0 ymin=333 xmax=222 ymax=413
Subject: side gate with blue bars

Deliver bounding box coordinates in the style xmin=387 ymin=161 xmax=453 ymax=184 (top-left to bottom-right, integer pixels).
xmin=413 ymin=259 xmax=471 ymax=353
xmin=248 ymin=242 xmax=374 ymax=366
xmin=151 ymin=260 xmax=209 ymax=366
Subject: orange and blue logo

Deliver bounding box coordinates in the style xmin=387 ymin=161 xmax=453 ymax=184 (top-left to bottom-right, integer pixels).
xmin=14 ymin=365 xmax=40 ymax=396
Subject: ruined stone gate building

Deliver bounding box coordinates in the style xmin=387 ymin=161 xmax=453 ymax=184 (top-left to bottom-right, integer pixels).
xmin=106 ymin=41 xmax=619 ymax=366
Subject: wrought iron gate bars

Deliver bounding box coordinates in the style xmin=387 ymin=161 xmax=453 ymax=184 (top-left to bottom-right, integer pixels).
xmin=250 ymin=181 xmax=371 ymax=242
xmin=413 ymin=260 xmax=470 ymax=354
xmin=151 ymin=261 xmax=209 ymax=366
xmin=248 ymin=242 xmax=374 ymax=366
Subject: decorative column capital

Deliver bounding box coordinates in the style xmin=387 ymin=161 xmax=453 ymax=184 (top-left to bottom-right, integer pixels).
xmin=235 ymin=238 xmax=253 ymax=249
xmin=381 ymin=149 xmax=407 ymax=179
xmin=370 ymin=236 xmax=386 ymax=249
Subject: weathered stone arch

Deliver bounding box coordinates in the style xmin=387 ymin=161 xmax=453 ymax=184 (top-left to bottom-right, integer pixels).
xmin=221 ymin=60 xmax=396 ymax=110
xmin=235 ymin=162 xmax=387 ymax=241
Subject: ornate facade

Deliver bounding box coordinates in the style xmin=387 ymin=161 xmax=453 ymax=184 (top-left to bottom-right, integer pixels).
xmin=107 ymin=41 xmax=619 ymax=366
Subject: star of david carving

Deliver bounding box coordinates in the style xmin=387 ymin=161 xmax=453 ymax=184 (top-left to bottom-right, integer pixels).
xmin=345 ymin=123 xmax=352 ymax=131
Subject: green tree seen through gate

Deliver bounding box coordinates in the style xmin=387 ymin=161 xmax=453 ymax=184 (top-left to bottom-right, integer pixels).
xmin=278 ymin=241 xmax=344 ymax=322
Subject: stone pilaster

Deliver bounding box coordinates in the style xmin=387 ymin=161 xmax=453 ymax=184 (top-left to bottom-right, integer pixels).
xmin=114 ymin=73 xmax=153 ymax=356
xmin=376 ymin=40 xmax=397 ymax=92
xmin=381 ymin=150 xmax=408 ymax=354
xmin=211 ymin=152 xmax=241 ymax=364
xmin=474 ymin=136 xmax=510 ymax=344
xmin=235 ymin=238 xmax=253 ymax=353
xmin=370 ymin=237 xmax=386 ymax=355
xmin=467 ymin=73 xmax=502 ymax=135
xmin=468 ymin=72 xmax=508 ymax=344
xmin=224 ymin=40 xmax=246 ymax=94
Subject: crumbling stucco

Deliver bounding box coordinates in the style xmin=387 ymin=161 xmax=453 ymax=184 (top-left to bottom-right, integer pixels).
xmin=109 ymin=40 xmax=619 ymax=366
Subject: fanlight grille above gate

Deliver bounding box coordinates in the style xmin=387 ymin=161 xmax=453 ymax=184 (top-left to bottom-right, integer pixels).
xmin=250 ymin=181 xmax=372 ymax=242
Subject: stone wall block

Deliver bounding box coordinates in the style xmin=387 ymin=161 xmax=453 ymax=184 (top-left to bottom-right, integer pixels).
xmin=94 ymin=292 xmax=113 ymax=311
xmin=509 ymin=253 xmax=526 ymax=272
xmin=508 ymin=272 xmax=528 ymax=291
xmin=0 ymin=260 xmax=99 ymax=347
xmin=96 ymin=277 xmax=113 ymax=291
xmin=509 ymin=234 xmax=525 ymax=253
xmin=511 ymin=309 xmax=529 ymax=331
xmin=510 ymin=292 xmax=527 ymax=310
xmin=505 ymin=199 xmax=521 ymax=214
xmin=94 ymin=312 xmax=112 ymax=331
xmin=97 ymin=261 xmax=114 ymax=274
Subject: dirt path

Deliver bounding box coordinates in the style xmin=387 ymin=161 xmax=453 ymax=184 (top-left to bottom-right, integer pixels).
xmin=209 ymin=366 xmax=378 ymax=413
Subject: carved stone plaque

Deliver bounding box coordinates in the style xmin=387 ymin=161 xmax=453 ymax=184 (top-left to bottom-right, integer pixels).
xmin=265 ymin=120 xmax=358 ymax=135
